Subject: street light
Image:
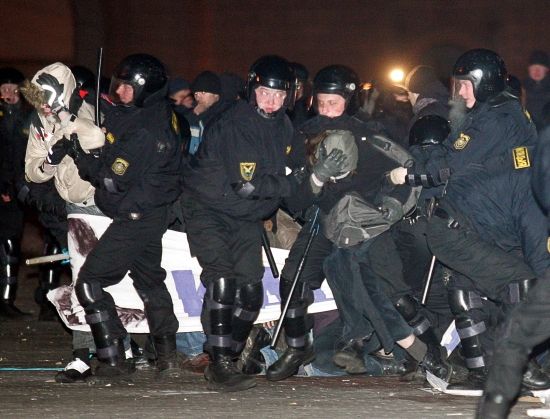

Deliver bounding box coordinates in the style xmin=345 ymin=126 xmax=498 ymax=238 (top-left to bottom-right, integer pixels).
xmin=388 ymin=68 xmax=405 ymax=84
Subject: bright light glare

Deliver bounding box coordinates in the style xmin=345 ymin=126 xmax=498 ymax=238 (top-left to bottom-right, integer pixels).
xmin=389 ymin=68 xmax=405 ymax=83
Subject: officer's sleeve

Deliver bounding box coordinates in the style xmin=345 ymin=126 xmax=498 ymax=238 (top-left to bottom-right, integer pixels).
xmin=84 ymin=128 xmax=151 ymax=194
xmin=25 ymin=123 xmax=55 ymax=183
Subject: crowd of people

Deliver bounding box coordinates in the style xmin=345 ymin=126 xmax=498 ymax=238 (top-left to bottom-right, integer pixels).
xmin=1 ymin=47 xmax=550 ymax=418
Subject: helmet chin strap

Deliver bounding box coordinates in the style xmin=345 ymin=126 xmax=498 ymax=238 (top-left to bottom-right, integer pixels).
xmin=256 ymin=106 xmax=279 ymax=119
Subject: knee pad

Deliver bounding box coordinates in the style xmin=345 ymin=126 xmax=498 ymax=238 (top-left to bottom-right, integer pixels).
xmin=235 ymin=281 xmax=264 ymax=312
xmin=75 ymin=279 xmax=104 ymax=308
xmin=206 ymin=277 xmax=236 ymax=306
xmin=448 ymin=289 xmax=484 ymax=316
xmin=394 ymin=294 xmax=431 ymax=337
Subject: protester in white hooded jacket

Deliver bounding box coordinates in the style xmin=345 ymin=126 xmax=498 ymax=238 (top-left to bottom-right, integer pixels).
xmin=22 ymin=62 xmax=104 ymax=205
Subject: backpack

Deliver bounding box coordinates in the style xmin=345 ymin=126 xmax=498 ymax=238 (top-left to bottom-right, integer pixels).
xmin=321 ymin=192 xmax=391 ymax=248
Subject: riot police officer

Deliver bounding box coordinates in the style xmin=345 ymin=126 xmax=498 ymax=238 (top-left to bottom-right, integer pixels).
xmin=0 ymin=67 xmax=31 ymax=318
xmin=69 ymin=54 xmax=183 ymax=379
xmin=182 ymin=55 xmax=346 ymax=392
xmin=477 ymin=128 xmax=550 ymax=418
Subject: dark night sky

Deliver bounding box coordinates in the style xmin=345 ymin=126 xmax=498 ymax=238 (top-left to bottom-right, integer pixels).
xmin=2 ymin=0 xmax=549 ymax=83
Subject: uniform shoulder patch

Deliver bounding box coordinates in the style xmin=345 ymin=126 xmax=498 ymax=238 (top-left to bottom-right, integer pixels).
xmin=453 ymin=132 xmax=471 ymax=150
xmin=171 ymin=112 xmax=180 ymax=135
xmin=286 ymin=145 xmax=292 ymax=155
xmin=106 ymin=132 xmax=116 ymax=144
xmin=111 ymin=157 xmax=129 ymax=175
xmin=512 ymin=146 xmax=530 ymax=169
xmin=240 ymin=162 xmax=256 ymax=181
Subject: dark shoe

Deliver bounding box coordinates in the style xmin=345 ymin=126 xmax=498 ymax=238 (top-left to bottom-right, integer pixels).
xmin=521 ymin=360 xmax=550 ymax=390
xmin=55 ymin=358 xmax=92 ymax=383
xmin=204 ymin=355 xmax=256 ymax=392
xmin=332 ymin=339 xmax=366 ymax=374
xmin=420 ymin=344 xmax=453 ymax=382
xmin=153 ymin=335 xmax=189 ymax=379
xmin=0 ymin=300 xmax=30 ymax=319
xmin=476 ymin=393 xmax=511 ymax=419
xmin=157 ymin=352 xmax=191 ymax=379
xmin=266 ymin=345 xmax=315 ymax=381
xmin=445 ymin=369 xmax=486 ymax=395
xmin=94 ymin=340 xmax=136 ymax=379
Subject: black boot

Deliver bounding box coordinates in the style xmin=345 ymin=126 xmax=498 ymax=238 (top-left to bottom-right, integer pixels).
xmin=205 ymin=354 xmax=256 ymax=392
xmin=267 ymin=344 xmax=315 ymax=381
xmin=332 ymin=338 xmax=367 ymax=374
xmin=239 ymin=326 xmax=270 ymax=375
xmin=267 ymin=279 xmax=315 ymax=380
xmin=153 ymin=334 xmax=188 ymax=379
xmin=94 ymin=337 xmax=135 ymax=378
xmin=420 ymin=342 xmax=453 ymax=382
xmin=476 ymin=393 xmax=511 ymax=419
xmin=521 ymin=360 xmax=550 ymax=390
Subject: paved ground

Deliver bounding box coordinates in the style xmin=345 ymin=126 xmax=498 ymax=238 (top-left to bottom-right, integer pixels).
xmin=0 ymin=222 xmax=538 ymax=418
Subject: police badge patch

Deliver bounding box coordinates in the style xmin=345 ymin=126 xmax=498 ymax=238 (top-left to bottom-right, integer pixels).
xmin=286 ymin=145 xmax=292 ymax=155
xmin=106 ymin=132 xmax=116 ymax=144
xmin=453 ymin=133 xmax=471 ymax=150
xmin=240 ymin=162 xmax=256 ymax=181
xmin=111 ymin=157 xmax=129 ymax=175
xmin=512 ymin=146 xmax=530 ymax=169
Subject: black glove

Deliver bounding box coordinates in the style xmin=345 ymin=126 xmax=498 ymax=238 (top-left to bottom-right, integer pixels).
xmin=66 ymin=134 xmax=85 ymax=163
xmin=312 ymin=148 xmax=347 ymax=183
xmin=231 ymin=180 xmax=256 ymax=199
xmin=36 ymin=73 xmax=66 ymax=113
xmin=288 ymin=166 xmax=308 ymax=185
xmin=380 ymin=196 xmax=404 ymax=224
xmin=46 ymin=138 xmax=69 ymax=165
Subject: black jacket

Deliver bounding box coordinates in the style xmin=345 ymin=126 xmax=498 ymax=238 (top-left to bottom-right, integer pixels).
xmin=442 ymin=146 xmax=549 ymax=278
xmin=408 ymin=95 xmax=538 ymax=187
xmin=524 ymin=75 xmax=550 ymax=131
xmin=183 ymin=101 xmax=296 ymax=221
xmin=78 ymin=91 xmax=183 ymax=218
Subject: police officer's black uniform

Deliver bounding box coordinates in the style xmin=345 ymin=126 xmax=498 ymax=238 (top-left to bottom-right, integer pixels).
xmin=72 ymin=54 xmax=183 ymax=377
xmin=0 ymin=67 xmax=31 ymax=317
xmin=182 ymin=55 xmax=311 ymax=392
xmin=477 ymin=128 xmax=550 ymax=418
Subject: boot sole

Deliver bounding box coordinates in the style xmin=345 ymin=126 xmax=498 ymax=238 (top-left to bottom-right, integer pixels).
xmin=204 ymin=374 xmax=257 ymax=392
xmin=266 ymin=352 xmax=316 ymax=382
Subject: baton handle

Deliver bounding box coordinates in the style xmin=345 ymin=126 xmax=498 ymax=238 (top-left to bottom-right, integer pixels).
xmin=26 ymin=254 xmax=69 ymax=266
xmin=421 ymin=255 xmax=437 ymax=305
xmin=262 ymin=229 xmax=279 ymax=278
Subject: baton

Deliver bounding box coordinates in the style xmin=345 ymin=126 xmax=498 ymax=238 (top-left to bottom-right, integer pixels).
xmin=262 ymin=229 xmax=279 ymax=278
xmin=271 ymin=207 xmax=320 ymax=348
xmin=421 ymin=255 xmax=437 ymax=305
xmin=95 ymin=47 xmax=103 ymax=126
xmin=26 ymin=254 xmax=69 ymax=266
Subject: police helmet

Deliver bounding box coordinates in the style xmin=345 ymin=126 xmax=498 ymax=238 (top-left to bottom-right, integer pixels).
xmin=313 ymin=65 xmax=360 ymax=114
xmin=110 ymin=54 xmax=168 ymax=107
xmin=70 ymin=65 xmax=95 ymax=92
xmin=452 ymin=49 xmax=507 ymax=102
xmin=246 ymin=55 xmax=296 ymax=112
xmin=0 ymin=67 xmax=24 ymax=86
xmin=409 ymin=115 xmax=450 ymax=147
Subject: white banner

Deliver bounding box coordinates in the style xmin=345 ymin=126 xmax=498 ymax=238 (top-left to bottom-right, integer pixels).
xmin=48 ymin=213 xmax=337 ymax=333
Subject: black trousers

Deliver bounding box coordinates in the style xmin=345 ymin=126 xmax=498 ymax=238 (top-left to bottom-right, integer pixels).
xmin=485 ymin=268 xmax=550 ymax=400
xmin=78 ymin=206 xmax=178 ymax=339
xmin=184 ymin=206 xmax=264 ymax=288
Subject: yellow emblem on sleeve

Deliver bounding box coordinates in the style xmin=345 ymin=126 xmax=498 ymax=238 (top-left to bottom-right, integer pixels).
xmin=111 ymin=158 xmax=129 ymax=176
xmin=106 ymin=132 xmax=116 ymax=144
xmin=240 ymin=162 xmax=256 ymax=181
xmin=524 ymin=109 xmax=532 ymax=123
xmin=286 ymin=145 xmax=292 ymax=155
xmin=453 ymin=133 xmax=471 ymax=150
xmin=171 ymin=112 xmax=180 ymax=135
xmin=512 ymin=146 xmax=530 ymax=169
